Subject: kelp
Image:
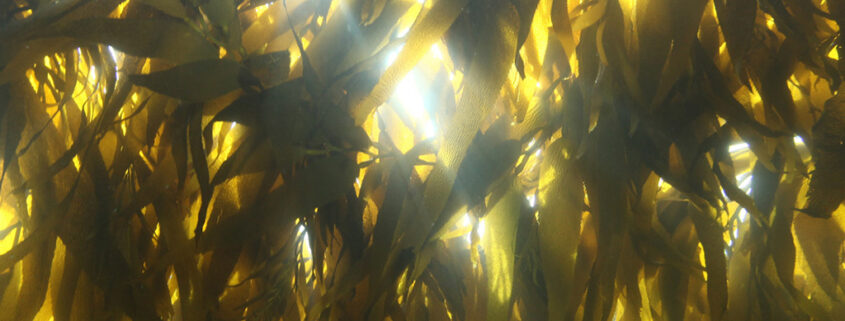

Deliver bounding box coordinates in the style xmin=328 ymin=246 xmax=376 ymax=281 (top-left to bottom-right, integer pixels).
xmin=0 ymin=0 xmax=844 ymax=320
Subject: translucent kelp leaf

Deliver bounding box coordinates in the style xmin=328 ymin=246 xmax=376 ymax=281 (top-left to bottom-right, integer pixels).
xmin=538 ymin=138 xmax=583 ymax=320
xmin=421 ymin=0 xmax=519 ymax=230
xmin=482 ymin=184 xmax=522 ymax=321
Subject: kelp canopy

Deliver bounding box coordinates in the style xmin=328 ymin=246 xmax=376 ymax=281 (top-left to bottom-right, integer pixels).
xmin=0 ymin=0 xmax=844 ymax=320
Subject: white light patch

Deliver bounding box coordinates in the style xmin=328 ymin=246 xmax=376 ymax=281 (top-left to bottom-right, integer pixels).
xmin=793 ymin=135 xmax=805 ymax=145
xmin=297 ymin=224 xmax=312 ymax=259
xmin=88 ymin=65 xmax=98 ymax=84
xmin=423 ymin=121 xmax=437 ymax=138
xmin=729 ymin=142 xmax=750 ymax=153
xmin=302 ymin=232 xmax=311 ymax=259
xmin=396 ymin=27 xmax=410 ymax=38
xmin=461 ymin=212 xmax=472 ymax=243
xmin=393 ymin=71 xmax=427 ymax=118
xmin=477 ymin=219 xmax=486 ymax=239
xmin=460 ymin=213 xmax=471 ymax=227
xmin=527 ymin=194 xmax=536 ymax=208
xmin=431 ymin=43 xmax=443 ymax=60
xmin=385 ymin=44 xmax=404 ymax=67
xmin=108 ymin=46 xmax=121 ymax=81
xmin=738 ymin=175 xmax=753 ymax=191
xmin=735 ymin=172 xmax=750 ymax=185
xmin=108 ymin=46 xmax=119 ymax=63
xmin=739 ymin=209 xmax=748 ymax=222
xmin=526 ymin=138 xmax=536 ymax=149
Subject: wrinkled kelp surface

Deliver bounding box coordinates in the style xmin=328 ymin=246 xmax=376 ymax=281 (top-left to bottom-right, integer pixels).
xmin=0 ymin=0 xmax=844 ymax=320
